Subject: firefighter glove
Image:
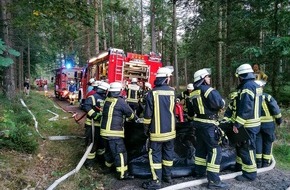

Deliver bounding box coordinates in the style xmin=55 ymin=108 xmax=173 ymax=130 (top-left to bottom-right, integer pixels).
xmin=275 ymin=118 xmax=282 ymax=126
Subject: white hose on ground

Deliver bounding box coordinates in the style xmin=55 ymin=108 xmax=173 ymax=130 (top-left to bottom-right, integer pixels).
xmin=160 ymin=157 xmax=276 ymax=190
xmin=47 ymin=109 xmax=59 ymax=121
xmin=46 ymin=121 xmax=95 ymax=190
xmin=20 ymin=99 xmax=45 ymax=139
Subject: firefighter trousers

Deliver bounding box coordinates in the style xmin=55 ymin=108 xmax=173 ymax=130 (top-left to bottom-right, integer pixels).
xmin=235 ymin=130 xmax=257 ymax=180
xmin=255 ymin=123 xmax=275 ymax=168
xmin=103 ymin=138 xmax=129 ymax=179
xmin=85 ymin=124 xmax=105 ymax=161
xmin=148 ymin=140 xmax=174 ymax=181
xmin=194 ymin=123 xmax=222 ymax=182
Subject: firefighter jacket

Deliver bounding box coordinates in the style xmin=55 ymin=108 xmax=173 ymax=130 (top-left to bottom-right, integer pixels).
xmin=261 ymin=93 xmax=282 ymax=126
xmin=234 ymin=79 xmax=263 ymax=133
xmin=224 ymin=92 xmax=238 ymax=122
xmin=100 ymin=94 xmax=137 ymax=139
xmin=188 ymin=84 xmax=225 ymax=123
xmin=126 ymin=83 xmax=140 ymax=103
xmin=143 ymin=78 xmax=176 ymax=142
xmin=83 ymin=92 xmax=106 ymax=127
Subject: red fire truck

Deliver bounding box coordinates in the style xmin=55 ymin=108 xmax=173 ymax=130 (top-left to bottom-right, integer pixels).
xmin=78 ymin=48 xmax=163 ymax=104
xmin=54 ymin=67 xmax=82 ymax=100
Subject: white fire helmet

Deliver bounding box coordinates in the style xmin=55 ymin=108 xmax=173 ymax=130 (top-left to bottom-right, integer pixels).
xmin=145 ymin=82 xmax=152 ymax=89
xmin=131 ymin=78 xmax=138 ymax=83
xmin=194 ymin=68 xmax=211 ymax=82
xmin=92 ymin=80 xmax=101 ymax=87
xmin=109 ymin=82 xmax=123 ymax=92
xmin=98 ymin=81 xmax=110 ymax=90
xmin=235 ymin=64 xmax=254 ymax=77
xmin=70 ymin=80 xmax=74 ymax=84
xmin=255 ymin=80 xmax=266 ymax=87
xmin=89 ymin=78 xmax=95 ymax=84
xmin=187 ymin=83 xmax=194 ymax=90
xmin=156 ymin=67 xmax=173 ymax=77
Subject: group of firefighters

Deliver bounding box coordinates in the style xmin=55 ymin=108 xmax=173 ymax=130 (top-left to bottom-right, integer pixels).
xmin=80 ymin=63 xmax=282 ymax=190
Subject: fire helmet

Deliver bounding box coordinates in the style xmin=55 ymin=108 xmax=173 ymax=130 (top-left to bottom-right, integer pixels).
xmin=235 ymin=64 xmax=254 ymax=77
xmin=156 ymin=67 xmax=173 ymax=77
xmin=98 ymin=81 xmax=110 ymax=90
xmin=131 ymin=78 xmax=138 ymax=83
xmin=194 ymin=68 xmax=211 ymax=83
xmin=187 ymin=83 xmax=194 ymax=90
xmin=109 ymin=82 xmax=123 ymax=92
xmin=89 ymin=78 xmax=95 ymax=84
xmin=145 ymin=82 xmax=152 ymax=89
xmin=92 ymin=80 xmax=101 ymax=87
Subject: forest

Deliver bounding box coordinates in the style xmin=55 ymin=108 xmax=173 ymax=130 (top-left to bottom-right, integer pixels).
xmin=1 ymin=0 xmax=290 ymax=101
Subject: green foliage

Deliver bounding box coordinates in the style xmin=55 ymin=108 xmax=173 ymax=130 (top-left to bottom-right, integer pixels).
xmin=273 ymin=144 xmax=290 ymax=170
xmin=0 ymin=39 xmax=20 ymax=67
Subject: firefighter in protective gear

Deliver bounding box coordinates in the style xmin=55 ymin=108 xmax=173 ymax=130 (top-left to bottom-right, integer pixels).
xmin=255 ymin=80 xmax=282 ymax=168
xmin=100 ymin=82 xmax=138 ymax=180
xmin=233 ymin=63 xmax=263 ymax=182
xmin=68 ymin=80 xmax=77 ymax=105
xmin=83 ymin=81 xmax=110 ymax=169
xmin=187 ymin=68 xmax=228 ymax=189
xmin=126 ymin=78 xmax=141 ymax=115
xmin=177 ymin=83 xmax=194 ymax=116
xmin=142 ymin=67 xmax=176 ymax=190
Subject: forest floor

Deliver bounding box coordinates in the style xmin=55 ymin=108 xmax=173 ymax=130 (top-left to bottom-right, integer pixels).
xmin=0 ymin=90 xmax=290 ymax=190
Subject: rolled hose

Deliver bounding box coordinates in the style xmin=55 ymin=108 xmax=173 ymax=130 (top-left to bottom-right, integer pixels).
xmin=159 ymin=157 xmax=276 ymax=190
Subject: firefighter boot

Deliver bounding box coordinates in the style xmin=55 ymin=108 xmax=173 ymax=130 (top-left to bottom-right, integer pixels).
xmin=207 ymin=181 xmax=229 ymax=189
xmin=162 ymin=176 xmax=172 ymax=184
xmin=142 ymin=180 xmax=161 ymax=190
xmin=235 ymin=175 xmax=255 ymax=182
xmin=84 ymin=159 xmax=95 ymax=170
xmin=119 ymin=172 xmax=134 ymax=180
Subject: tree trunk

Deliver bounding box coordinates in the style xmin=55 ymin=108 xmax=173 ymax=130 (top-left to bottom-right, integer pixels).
xmin=216 ymin=0 xmax=223 ymax=92
xmin=1 ymin=0 xmax=16 ymax=99
xmin=94 ymin=0 xmax=99 ymax=54
xmin=100 ymin=0 xmax=107 ymax=50
xmin=172 ymin=0 xmax=179 ymax=90
xmin=140 ymin=0 xmax=144 ymax=54
xmin=27 ymin=38 xmax=31 ymax=80
xmin=150 ymin=0 xmax=156 ymax=52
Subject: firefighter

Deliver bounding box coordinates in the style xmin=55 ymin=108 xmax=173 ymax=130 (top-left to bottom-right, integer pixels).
xmin=126 ymin=77 xmax=141 ymax=115
xmin=187 ymin=68 xmax=228 ymax=189
xmin=252 ymin=64 xmax=268 ymax=81
xmin=142 ymin=67 xmax=176 ymax=190
xmin=83 ymin=81 xmax=110 ymax=169
xmin=100 ymin=82 xmax=139 ymax=180
xmin=24 ymin=79 xmax=30 ymax=96
xmin=138 ymin=82 xmax=152 ymax=116
xmin=177 ymin=83 xmax=194 ymax=111
xmin=255 ymin=80 xmax=282 ymax=168
xmin=233 ymin=63 xmax=263 ymax=181
xmin=68 ymin=80 xmax=77 ymax=105
xmin=86 ymin=78 xmax=95 ymax=94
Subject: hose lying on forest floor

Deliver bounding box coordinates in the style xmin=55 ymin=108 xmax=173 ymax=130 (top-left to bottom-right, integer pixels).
xmin=159 ymin=156 xmax=276 ymax=190
xmin=21 ymin=99 xmax=84 ymax=141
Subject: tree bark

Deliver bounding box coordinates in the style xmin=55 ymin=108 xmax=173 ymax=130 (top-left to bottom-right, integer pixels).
xmin=172 ymin=0 xmax=179 ymax=90
xmin=140 ymin=0 xmax=144 ymax=54
xmin=150 ymin=0 xmax=156 ymax=52
xmin=216 ymin=0 xmax=223 ymax=92
xmin=100 ymin=0 xmax=107 ymax=50
xmin=1 ymin=0 xmax=16 ymax=99
xmin=94 ymin=0 xmax=100 ymax=54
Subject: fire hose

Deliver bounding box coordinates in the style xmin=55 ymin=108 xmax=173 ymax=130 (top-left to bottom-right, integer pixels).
xmin=20 ymin=98 xmax=94 ymax=189
xmin=160 ymin=156 xmax=277 ymax=190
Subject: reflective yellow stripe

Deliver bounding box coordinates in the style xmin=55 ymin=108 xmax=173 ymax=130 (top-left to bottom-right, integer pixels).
xmin=144 ymin=118 xmax=151 ymax=124
xmin=150 ymin=131 xmax=176 ymax=141
xmin=104 ymin=97 xmax=117 ymax=133
xmin=256 ymin=153 xmax=262 ymax=159
xmin=105 ymin=161 xmax=114 ymax=167
xmin=236 ymin=156 xmax=242 ymax=165
xmin=204 ymin=87 xmax=213 ymax=98
xmin=194 ymin=118 xmax=219 ymax=125
xmin=274 ymin=113 xmax=282 ymax=118
xmin=87 ymin=152 xmax=96 ymax=159
xmin=88 ymin=109 xmax=95 ymax=117
xmin=149 ymin=148 xmax=158 ymax=180
xmin=162 ymin=160 xmax=173 ymax=166
xmin=170 ymin=95 xmax=175 ymax=132
xmin=195 ymin=157 xmax=207 ymax=166
xmin=100 ymin=129 xmax=124 ymax=138
xmin=126 ymin=98 xmax=139 ymax=103
xmin=241 ymin=150 xmax=257 ymax=173
xmin=241 ymin=89 xmax=254 ymax=98
xmin=116 ymin=153 xmax=127 ymax=178
xmin=261 ymin=116 xmax=274 ymax=123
